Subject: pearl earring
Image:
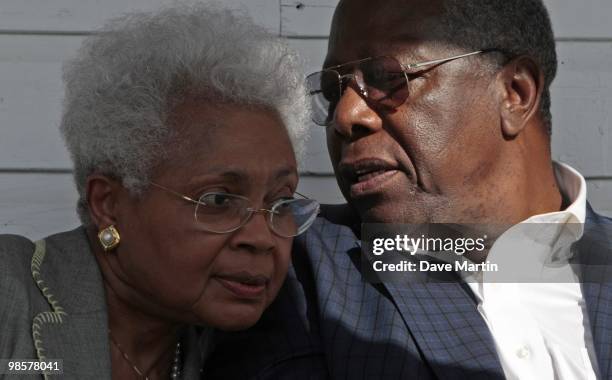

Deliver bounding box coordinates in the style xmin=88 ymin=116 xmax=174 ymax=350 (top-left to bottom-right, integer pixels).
xmin=98 ymin=225 xmax=121 ymax=251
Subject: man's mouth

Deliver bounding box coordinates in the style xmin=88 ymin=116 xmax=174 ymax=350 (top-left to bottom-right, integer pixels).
xmin=215 ymin=272 xmax=269 ymax=300
xmin=340 ymin=158 xmax=401 ymax=197
xmin=356 ymin=168 xmax=393 ymax=182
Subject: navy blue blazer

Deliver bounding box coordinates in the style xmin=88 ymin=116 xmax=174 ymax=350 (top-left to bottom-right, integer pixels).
xmin=205 ymin=204 xmax=612 ymax=379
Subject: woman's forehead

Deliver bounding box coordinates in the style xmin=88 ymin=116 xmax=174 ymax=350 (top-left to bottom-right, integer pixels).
xmin=158 ymin=103 xmax=297 ymax=184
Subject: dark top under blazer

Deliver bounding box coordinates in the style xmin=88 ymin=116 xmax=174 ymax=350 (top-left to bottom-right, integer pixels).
xmin=0 ymin=227 xmax=209 ymax=380
xmin=205 ymin=204 xmax=612 ymax=380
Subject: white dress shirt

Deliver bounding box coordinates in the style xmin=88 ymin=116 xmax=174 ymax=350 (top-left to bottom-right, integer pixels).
xmin=464 ymin=162 xmax=600 ymax=380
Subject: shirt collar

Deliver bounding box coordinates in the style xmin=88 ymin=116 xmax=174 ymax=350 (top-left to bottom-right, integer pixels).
xmin=523 ymin=161 xmax=587 ymax=239
xmin=480 ymin=161 xmax=588 ymax=272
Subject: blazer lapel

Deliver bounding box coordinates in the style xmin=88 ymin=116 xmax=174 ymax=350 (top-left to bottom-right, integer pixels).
xmin=37 ymin=313 xmax=111 ymax=378
xmin=352 ymin=210 xmax=504 ymax=379
xmin=384 ymin=279 xmax=505 ymax=379
xmin=573 ymin=206 xmax=612 ymax=379
xmin=31 ymin=228 xmax=112 ymax=379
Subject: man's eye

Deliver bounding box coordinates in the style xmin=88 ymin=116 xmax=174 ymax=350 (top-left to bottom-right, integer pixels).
xmin=368 ymin=72 xmax=405 ymax=90
xmin=322 ymin=80 xmax=341 ymax=102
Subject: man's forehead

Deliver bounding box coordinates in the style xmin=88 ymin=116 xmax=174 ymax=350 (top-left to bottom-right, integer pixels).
xmin=332 ymin=0 xmax=443 ymax=34
xmin=328 ymin=0 xmax=445 ymax=63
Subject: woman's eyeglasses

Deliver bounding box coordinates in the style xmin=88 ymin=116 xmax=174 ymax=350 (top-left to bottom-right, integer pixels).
xmin=306 ymin=50 xmax=488 ymax=126
xmin=150 ymin=182 xmax=320 ymax=238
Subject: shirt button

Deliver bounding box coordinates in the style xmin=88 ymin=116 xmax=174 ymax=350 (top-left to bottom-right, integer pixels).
xmin=516 ymin=346 xmax=531 ymax=359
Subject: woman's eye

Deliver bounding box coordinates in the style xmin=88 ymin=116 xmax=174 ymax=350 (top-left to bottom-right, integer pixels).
xmin=200 ymin=193 xmax=233 ymax=207
xmin=272 ymin=195 xmax=294 ymax=204
xmin=271 ymin=197 xmax=296 ymax=213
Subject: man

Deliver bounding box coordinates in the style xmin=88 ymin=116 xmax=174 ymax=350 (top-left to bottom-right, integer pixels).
xmin=206 ymin=0 xmax=612 ymax=379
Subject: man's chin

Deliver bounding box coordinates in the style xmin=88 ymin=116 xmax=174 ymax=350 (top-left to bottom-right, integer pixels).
xmin=355 ymin=201 xmax=427 ymax=225
xmin=343 ymin=178 xmax=429 ymax=224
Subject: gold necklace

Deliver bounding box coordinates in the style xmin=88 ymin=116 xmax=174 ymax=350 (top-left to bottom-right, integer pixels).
xmin=108 ymin=330 xmax=181 ymax=379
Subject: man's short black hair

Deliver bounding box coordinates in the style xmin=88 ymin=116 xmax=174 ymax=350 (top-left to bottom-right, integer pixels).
xmin=437 ymin=0 xmax=557 ymax=132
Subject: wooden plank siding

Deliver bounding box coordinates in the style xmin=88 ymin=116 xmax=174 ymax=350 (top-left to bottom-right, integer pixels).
xmin=280 ymin=0 xmax=612 ymax=39
xmin=0 ymin=0 xmax=281 ymax=34
xmin=1 ymin=1 xmax=611 ymax=238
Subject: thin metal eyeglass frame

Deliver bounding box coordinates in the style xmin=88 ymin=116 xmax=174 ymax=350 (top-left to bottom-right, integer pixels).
xmin=308 ymin=50 xmax=487 ymax=126
xmin=149 ymin=182 xmax=319 ymax=237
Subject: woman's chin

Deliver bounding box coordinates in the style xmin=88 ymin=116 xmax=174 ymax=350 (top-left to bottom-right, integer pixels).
xmin=213 ymin=310 xmax=265 ymax=331
xmin=194 ymin=300 xmax=267 ymax=331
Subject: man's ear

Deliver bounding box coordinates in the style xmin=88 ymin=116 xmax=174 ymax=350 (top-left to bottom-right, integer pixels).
xmin=498 ymin=56 xmax=543 ymax=138
xmin=86 ymin=174 xmax=123 ymax=229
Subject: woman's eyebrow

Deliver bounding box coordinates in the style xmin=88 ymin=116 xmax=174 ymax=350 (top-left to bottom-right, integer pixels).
xmin=187 ymin=166 xmax=297 ymax=186
xmin=273 ymin=167 xmax=298 ymax=180
xmin=187 ymin=170 xmax=245 ymax=186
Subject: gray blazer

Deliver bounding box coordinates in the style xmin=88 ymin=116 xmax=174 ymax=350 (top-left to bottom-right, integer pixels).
xmin=0 ymin=227 xmax=209 ymax=379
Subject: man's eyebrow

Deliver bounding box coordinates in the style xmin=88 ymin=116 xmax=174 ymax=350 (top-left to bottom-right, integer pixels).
xmin=322 ymin=58 xmax=337 ymax=70
xmin=322 ymin=56 xmax=373 ymax=71
xmin=322 ymin=46 xmax=370 ymax=69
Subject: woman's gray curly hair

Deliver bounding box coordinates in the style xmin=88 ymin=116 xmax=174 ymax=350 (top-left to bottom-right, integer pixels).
xmin=60 ymin=4 xmax=309 ymax=224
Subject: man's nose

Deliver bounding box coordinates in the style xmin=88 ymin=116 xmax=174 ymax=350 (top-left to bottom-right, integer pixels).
xmin=331 ymin=81 xmax=383 ymax=140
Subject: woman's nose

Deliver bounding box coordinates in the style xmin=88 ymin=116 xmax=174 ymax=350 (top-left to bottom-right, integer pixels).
xmin=230 ymin=212 xmax=276 ymax=253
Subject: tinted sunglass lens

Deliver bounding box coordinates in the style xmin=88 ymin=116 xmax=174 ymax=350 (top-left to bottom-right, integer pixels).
xmin=307 ymin=57 xmax=409 ymax=126
xmin=359 ymin=57 xmax=409 ymax=107
xmin=307 ymin=71 xmax=340 ymax=126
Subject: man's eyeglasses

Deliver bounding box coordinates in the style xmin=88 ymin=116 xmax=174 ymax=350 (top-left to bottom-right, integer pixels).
xmin=306 ymin=50 xmax=487 ymax=126
xmin=150 ymin=182 xmax=320 ymax=238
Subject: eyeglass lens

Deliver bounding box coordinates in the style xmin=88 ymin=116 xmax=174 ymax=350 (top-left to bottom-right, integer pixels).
xmin=272 ymin=198 xmax=320 ymax=236
xmin=307 ymin=56 xmax=409 ymax=126
xmin=194 ymin=193 xmax=319 ymax=237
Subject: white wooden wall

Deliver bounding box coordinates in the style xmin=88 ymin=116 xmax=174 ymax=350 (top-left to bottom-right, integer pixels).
xmin=1 ymin=0 xmax=611 ymax=239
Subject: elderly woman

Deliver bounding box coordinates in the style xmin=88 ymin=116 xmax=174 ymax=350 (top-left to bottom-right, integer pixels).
xmin=0 ymin=4 xmax=318 ymax=379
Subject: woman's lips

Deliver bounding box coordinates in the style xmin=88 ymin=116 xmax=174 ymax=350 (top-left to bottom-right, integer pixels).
xmin=215 ymin=273 xmax=268 ymax=300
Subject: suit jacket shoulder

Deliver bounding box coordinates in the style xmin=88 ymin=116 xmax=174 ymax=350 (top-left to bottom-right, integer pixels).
xmin=0 ymin=233 xmax=36 ymax=284
xmin=575 ymin=204 xmax=612 ymax=379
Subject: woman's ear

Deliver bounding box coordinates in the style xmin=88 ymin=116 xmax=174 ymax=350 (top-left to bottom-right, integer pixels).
xmin=86 ymin=174 xmax=123 ymax=229
xmin=498 ymin=56 xmax=544 ymax=138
